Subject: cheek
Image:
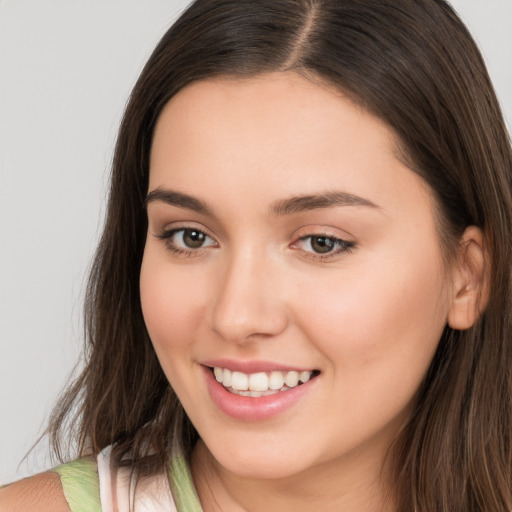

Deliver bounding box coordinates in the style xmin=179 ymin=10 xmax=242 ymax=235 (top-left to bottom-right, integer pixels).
xmin=294 ymin=247 xmax=449 ymax=405
xmin=139 ymin=249 xmax=207 ymax=356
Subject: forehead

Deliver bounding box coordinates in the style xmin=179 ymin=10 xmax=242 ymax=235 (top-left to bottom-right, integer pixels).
xmin=148 ymin=72 xmax=432 ymax=221
xmin=152 ymin=72 xmax=395 ymax=150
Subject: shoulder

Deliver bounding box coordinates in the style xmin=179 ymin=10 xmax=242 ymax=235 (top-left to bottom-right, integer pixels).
xmin=53 ymin=456 xmax=102 ymax=511
xmin=0 ymin=456 xmax=101 ymax=512
xmin=0 ymin=471 xmax=70 ymax=512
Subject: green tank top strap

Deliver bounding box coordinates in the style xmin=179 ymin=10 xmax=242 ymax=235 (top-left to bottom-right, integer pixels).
xmin=51 ymin=451 xmax=202 ymax=511
xmin=52 ymin=457 xmax=102 ymax=512
xmin=168 ymin=454 xmax=203 ymax=512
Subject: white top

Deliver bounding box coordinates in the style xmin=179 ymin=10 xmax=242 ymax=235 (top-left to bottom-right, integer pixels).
xmin=97 ymin=446 xmax=178 ymax=512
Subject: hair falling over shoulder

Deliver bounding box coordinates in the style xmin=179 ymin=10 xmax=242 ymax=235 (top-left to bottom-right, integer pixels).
xmin=45 ymin=0 xmax=512 ymax=509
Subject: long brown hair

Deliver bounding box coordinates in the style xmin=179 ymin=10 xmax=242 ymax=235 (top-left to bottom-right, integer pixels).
xmin=48 ymin=0 xmax=512 ymax=509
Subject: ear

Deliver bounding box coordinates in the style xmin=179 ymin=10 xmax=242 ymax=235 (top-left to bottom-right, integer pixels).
xmin=447 ymin=226 xmax=490 ymax=330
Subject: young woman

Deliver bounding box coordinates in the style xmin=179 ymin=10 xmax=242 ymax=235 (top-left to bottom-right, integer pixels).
xmin=2 ymin=0 xmax=512 ymax=510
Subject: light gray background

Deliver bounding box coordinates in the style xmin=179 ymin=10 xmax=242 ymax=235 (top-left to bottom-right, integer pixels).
xmin=1 ymin=0 xmax=511 ymax=483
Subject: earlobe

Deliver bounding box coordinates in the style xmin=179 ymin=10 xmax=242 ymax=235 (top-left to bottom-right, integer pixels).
xmin=447 ymin=226 xmax=490 ymax=330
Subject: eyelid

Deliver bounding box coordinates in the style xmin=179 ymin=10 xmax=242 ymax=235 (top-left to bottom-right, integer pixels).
xmin=293 ymin=235 xmax=354 ymax=258
xmin=154 ymin=220 xmax=216 ymax=240
xmin=153 ymin=222 xmax=219 ymax=256
xmin=289 ymin=227 xmax=356 ymax=261
xmin=291 ymin=224 xmax=354 ymax=240
xmin=152 ymin=221 xmax=355 ymax=260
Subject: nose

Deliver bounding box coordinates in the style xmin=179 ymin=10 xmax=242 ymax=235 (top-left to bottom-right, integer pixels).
xmin=210 ymin=248 xmax=288 ymax=344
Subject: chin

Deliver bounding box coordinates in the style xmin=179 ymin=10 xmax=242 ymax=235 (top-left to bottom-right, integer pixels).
xmin=205 ymin=437 xmax=321 ymax=481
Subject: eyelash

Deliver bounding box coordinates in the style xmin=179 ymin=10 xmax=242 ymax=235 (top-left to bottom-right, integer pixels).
xmin=155 ymin=227 xmax=217 ymax=257
xmin=155 ymin=227 xmax=355 ymax=260
xmin=294 ymin=235 xmax=355 ymax=261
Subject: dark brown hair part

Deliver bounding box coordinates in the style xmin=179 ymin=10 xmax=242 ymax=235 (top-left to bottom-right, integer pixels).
xmin=46 ymin=1 xmax=512 ymax=510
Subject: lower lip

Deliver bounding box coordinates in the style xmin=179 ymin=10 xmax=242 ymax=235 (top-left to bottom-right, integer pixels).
xmin=202 ymin=366 xmax=317 ymax=421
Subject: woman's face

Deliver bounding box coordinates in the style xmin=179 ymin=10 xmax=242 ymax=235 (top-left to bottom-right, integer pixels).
xmin=140 ymin=72 xmax=454 ymax=480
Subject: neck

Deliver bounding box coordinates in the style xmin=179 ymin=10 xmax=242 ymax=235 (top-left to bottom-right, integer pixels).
xmin=190 ymin=440 xmax=395 ymax=512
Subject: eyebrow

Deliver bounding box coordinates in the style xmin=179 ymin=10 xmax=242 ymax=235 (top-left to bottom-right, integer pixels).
xmin=145 ymin=188 xmax=379 ymax=217
xmin=145 ymin=188 xmax=212 ymax=215
xmin=270 ymin=191 xmax=379 ymax=216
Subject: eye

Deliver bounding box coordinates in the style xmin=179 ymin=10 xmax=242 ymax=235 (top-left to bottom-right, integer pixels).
xmin=156 ymin=227 xmax=217 ymax=254
xmin=174 ymin=229 xmax=214 ymax=249
xmin=305 ymin=236 xmax=338 ymax=254
xmin=294 ymin=234 xmax=355 ymax=259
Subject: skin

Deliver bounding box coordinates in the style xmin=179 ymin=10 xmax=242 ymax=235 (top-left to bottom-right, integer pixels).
xmin=140 ymin=72 xmax=482 ymax=512
xmin=0 ymin=472 xmax=69 ymax=511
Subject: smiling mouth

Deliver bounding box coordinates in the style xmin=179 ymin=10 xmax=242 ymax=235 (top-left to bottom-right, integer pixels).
xmin=211 ymin=367 xmax=320 ymax=397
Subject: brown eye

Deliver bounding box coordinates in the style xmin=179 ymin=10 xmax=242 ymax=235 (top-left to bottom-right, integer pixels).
xmin=182 ymin=229 xmax=207 ymax=248
xmin=310 ymin=236 xmax=336 ymax=254
xmin=156 ymin=227 xmax=217 ymax=253
xmin=294 ymin=234 xmax=355 ymax=259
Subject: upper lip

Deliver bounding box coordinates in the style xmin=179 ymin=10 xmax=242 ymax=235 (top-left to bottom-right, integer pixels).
xmin=201 ymin=359 xmax=317 ymax=374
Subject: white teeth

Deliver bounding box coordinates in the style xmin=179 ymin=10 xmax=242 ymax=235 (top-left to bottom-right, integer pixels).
xmin=250 ymin=389 xmax=279 ymax=397
xmin=230 ymin=371 xmax=249 ymax=391
xmin=213 ymin=367 xmax=315 ymax=394
xmin=214 ymin=367 xmax=223 ymax=382
xmin=229 ymin=389 xmax=281 ymax=397
xmin=299 ymin=371 xmax=310 ymax=383
xmin=269 ymin=371 xmax=285 ymax=390
xmin=285 ymin=371 xmax=299 ymax=388
xmin=249 ymin=372 xmax=269 ymax=391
